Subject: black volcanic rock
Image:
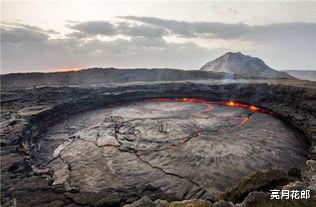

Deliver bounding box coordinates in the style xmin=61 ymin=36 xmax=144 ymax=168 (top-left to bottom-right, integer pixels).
xmin=200 ymin=52 xmax=293 ymax=79
xmin=0 ymin=68 xmax=239 ymax=90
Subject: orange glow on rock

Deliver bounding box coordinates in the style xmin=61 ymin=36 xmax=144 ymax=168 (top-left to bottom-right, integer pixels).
xmin=226 ymin=100 xmax=235 ymax=106
xmin=224 ymin=100 xmax=268 ymax=114
xmin=148 ymin=97 xmax=208 ymax=103
xmin=225 ymin=100 xmax=249 ymax=108
xmin=240 ymin=117 xmax=249 ymax=126
xmin=199 ymin=103 xmax=214 ymax=114
xmin=249 ymin=105 xmax=259 ymax=111
xmin=175 ymin=97 xmax=207 ymax=102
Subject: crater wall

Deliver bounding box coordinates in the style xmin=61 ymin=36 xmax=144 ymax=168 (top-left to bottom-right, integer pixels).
xmin=1 ymin=81 xmax=316 ymax=206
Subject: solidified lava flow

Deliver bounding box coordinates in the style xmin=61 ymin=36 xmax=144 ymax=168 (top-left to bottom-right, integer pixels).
xmin=37 ymin=98 xmax=308 ymax=200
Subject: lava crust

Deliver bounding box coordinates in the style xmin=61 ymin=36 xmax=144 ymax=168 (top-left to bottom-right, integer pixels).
xmin=38 ymin=98 xmax=307 ymax=200
xmin=1 ymin=80 xmax=316 ymax=207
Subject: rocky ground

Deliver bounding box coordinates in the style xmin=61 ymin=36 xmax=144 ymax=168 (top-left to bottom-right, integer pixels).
xmin=1 ymin=80 xmax=316 ymax=207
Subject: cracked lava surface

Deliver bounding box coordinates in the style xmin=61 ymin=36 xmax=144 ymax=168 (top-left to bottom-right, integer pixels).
xmin=37 ymin=98 xmax=308 ymax=200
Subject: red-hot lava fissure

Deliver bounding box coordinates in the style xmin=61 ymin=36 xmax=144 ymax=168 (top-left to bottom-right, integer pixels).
xmin=147 ymin=97 xmax=274 ymax=126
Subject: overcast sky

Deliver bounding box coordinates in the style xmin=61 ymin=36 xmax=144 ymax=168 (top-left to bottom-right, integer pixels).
xmin=1 ymin=0 xmax=316 ymax=74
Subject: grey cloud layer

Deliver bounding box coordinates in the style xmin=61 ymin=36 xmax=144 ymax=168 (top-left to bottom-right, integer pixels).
xmin=68 ymin=18 xmax=251 ymax=39
xmin=71 ymin=21 xmax=115 ymax=36
xmin=68 ymin=17 xmax=316 ymax=43
xmin=67 ymin=17 xmax=316 ymax=45
xmin=69 ymin=20 xmax=168 ymax=38
xmin=1 ymin=17 xmax=315 ymax=73
xmin=120 ymin=16 xmax=249 ymax=38
xmin=120 ymin=16 xmax=316 ymax=41
xmin=1 ymin=24 xmax=50 ymax=43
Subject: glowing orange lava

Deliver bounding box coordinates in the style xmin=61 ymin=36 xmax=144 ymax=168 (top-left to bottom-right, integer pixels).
xmin=224 ymin=99 xmax=274 ymax=115
xmin=146 ymin=97 xmax=274 ymax=126
xmin=150 ymin=98 xmax=264 ymax=112
xmin=149 ymin=97 xmax=209 ymax=103
xmin=249 ymin=105 xmax=259 ymax=111
xmin=226 ymin=100 xmax=235 ymax=106
xmin=225 ymin=100 xmax=248 ymax=108
xmin=240 ymin=117 xmax=249 ymax=126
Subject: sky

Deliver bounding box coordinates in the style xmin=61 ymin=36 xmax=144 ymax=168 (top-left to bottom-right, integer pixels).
xmin=1 ymin=0 xmax=316 ymax=74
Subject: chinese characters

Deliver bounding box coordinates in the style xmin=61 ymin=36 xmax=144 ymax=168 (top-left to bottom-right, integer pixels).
xmin=270 ymin=189 xmax=310 ymax=200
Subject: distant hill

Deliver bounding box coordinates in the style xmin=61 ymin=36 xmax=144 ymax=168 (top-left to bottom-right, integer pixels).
xmin=283 ymin=70 xmax=316 ymax=82
xmin=200 ymin=52 xmax=293 ymax=79
xmin=0 ymin=68 xmax=239 ymax=90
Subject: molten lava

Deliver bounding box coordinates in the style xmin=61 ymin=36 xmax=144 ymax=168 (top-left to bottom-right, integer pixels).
xmin=149 ymin=98 xmax=265 ymax=113
xmin=226 ymin=100 xmax=235 ymax=106
xmin=147 ymin=97 xmax=274 ymax=126
xmin=149 ymin=97 xmax=208 ymax=103
xmin=240 ymin=117 xmax=249 ymax=126
xmin=249 ymin=105 xmax=259 ymax=111
xmin=224 ymin=100 xmax=274 ymax=115
xmin=225 ymin=100 xmax=249 ymax=108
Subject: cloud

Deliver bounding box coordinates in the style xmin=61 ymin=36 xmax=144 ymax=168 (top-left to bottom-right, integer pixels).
xmin=119 ymin=16 xmax=251 ymax=38
xmin=1 ymin=25 xmax=49 ymax=43
xmin=119 ymin=16 xmax=316 ymax=42
xmin=1 ymin=17 xmax=316 ymax=73
xmin=68 ymin=17 xmax=316 ymax=43
xmin=118 ymin=24 xmax=168 ymax=37
xmin=70 ymin=21 xmax=115 ymax=36
xmin=69 ymin=21 xmax=169 ymax=38
xmin=67 ymin=31 xmax=88 ymax=39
